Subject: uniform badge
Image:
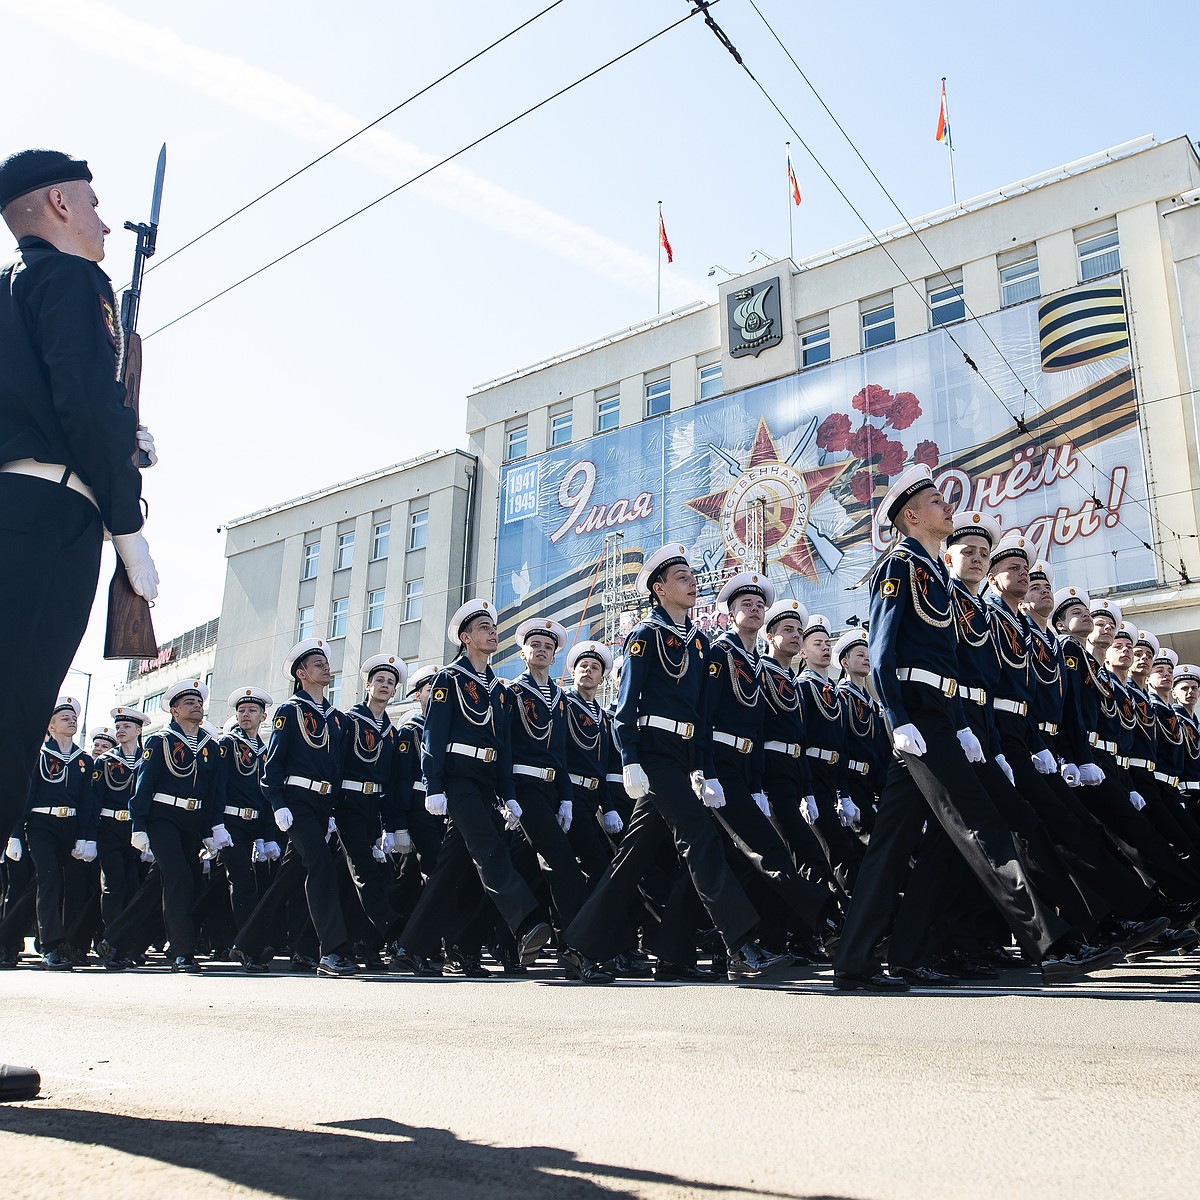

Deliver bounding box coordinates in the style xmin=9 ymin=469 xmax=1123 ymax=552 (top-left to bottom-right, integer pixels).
xmin=433 ymin=687 xmax=448 ymax=703
xmin=1066 ymin=656 xmax=1078 ymax=668
xmin=92 ymin=770 xmax=100 ymax=781
xmin=98 ymin=294 xmax=118 ymax=347
xmin=629 ymin=639 xmax=645 ymax=658
xmin=142 ymin=749 xmax=152 ymax=760
xmin=708 ymin=662 xmax=720 ymax=677
xmin=274 ymin=716 xmax=286 ymax=729
xmin=881 ymin=579 xmax=898 ymax=598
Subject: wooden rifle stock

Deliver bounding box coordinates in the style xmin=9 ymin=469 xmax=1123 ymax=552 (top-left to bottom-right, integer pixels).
xmin=102 ymin=328 xmax=158 ymax=660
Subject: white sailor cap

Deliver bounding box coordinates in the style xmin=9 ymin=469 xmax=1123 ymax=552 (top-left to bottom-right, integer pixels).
xmin=1173 ymin=663 xmax=1200 ymax=685
xmin=223 ymin=715 xmax=239 ymax=732
xmin=834 ymin=628 xmax=869 ymax=662
xmin=227 ymin=686 xmax=273 ymax=711
xmin=1153 ymin=646 xmax=1179 ymax=669
xmin=1134 ymin=630 xmax=1161 ymax=656
xmin=1028 ymin=560 xmax=1053 ymax=587
xmin=89 ymin=726 xmax=117 ymax=746
xmin=1112 ymin=621 xmax=1137 ymax=644
xmin=716 ymin=571 xmax=775 ymax=613
xmin=515 ymin=617 xmax=568 ymax=649
xmin=763 ymin=598 xmax=809 ymax=633
xmin=162 ymin=679 xmax=210 ymax=712
xmin=51 ymin=695 xmax=81 ymax=719
xmin=200 ymin=721 xmax=218 ymax=737
xmin=636 ymin=544 xmax=691 ymax=595
xmin=565 ymin=639 xmax=614 ymax=675
xmin=111 ymin=706 xmax=149 ymax=726
xmin=944 ymin=509 xmax=1001 ymax=550
xmin=878 ymin=465 xmax=936 ymax=534
xmin=406 ymin=664 xmax=440 ymax=696
xmin=360 ymin=654 xmax=408 ymax=689
xmin=447 ymin=598 xmax=495 ymax=646
xmin=1090 ymin=598 xmax=1123 ymax=626
xmin=989 ymin=530 xmax=1030 ymax=568
xmin=1050 ymin=586 xmax=1091 ymax=622
xmin=803 ymin=613 xmax=832 ymax=639
xmin=284 ymin=637 xmax=329 ymax=680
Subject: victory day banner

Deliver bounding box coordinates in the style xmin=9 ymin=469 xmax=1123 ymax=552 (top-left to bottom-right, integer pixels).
xmin=493 ymin=279 xmax=1154 ymax=675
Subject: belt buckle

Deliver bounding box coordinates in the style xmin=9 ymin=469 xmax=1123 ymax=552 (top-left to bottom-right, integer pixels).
xmin=738 ymin=738 xmax=751 ymax=754
xmin=185 ymin=799 xmax=199 ymax=811
xmin=790 ymin=744 xmax=801 ymax=758
xmin=944 ymin=679 xmax=957 ymax=698
xmin=362 ymin=782 xmax=376 ymax=794
xmin=117 ymin=810 xmax=131 ymax=821
xmin=317 ymin=781 xmax=331 ymax=795
xmin=54 ymin=806 xmax=70 ymax=818
xmin=588 ymin=777 xmax=597 ymax=790
xmin=241 ymin=807 xmax=256 ymax=820
xmin=680 ymin=722 xmax=694 ymax=740
xmin=544 ymin=768 xmax=555 ymax=782
xmin=829 ymin=751 xmax=840 ymax=765
xmin=482 ymin=747 xmax=496 ymax=763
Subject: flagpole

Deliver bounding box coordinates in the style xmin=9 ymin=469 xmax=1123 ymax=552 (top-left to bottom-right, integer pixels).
xmin=942 ymin=77 xmax=958 ymax=206
xmin=657 ymin=200 xmax=662 ymax=312
xmin=786 ymin=142 xmax=794 ymax=261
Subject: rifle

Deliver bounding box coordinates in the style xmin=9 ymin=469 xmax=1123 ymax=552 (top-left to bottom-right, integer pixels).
xmin=103 ymin=144 xmax=166 ymax=661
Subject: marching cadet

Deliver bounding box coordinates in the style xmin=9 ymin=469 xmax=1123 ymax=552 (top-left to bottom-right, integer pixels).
xmin=15 ymin=696 xmax=95 ymax=969
xmin=1173 ymin=663 xmax=1200 ymax=803
xmin=214 ymin=687 xmax=274 ymax=940
xmin=128 ymin=680 xmax=225 ymax=973
xmin=563 ymin=545 xmax=793 ymax=982
xmin=831 ymin=465 xmax=1118 ymax=990
xmin=834 ymin=627 xmax=888 ymax=839
xmin=391 ymin=664 xmax=443 ymax=906
xmin=391 ymin=600 xmax=552 ymax=977
xmin=1148 ymin=649 xmax=1190 ymax=806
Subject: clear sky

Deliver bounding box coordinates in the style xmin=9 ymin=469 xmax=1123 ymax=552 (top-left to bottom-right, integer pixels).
xmin=3 ymin=0 xmax=1195 ymax=724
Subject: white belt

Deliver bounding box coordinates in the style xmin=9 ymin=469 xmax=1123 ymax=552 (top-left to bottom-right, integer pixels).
xmin=100 ymin=808 xmax=131 ymax=821
xmin=284 ymin=775 xmax=335 ymax=795
xmin=847 ymin=759 xmax=870 ymax=775
xmin=1126 ymin=757 xmax=1155 ymax=771
xmin=1179 ymin=781 xmax=1200 ymax=793
xmin=606 ymin=773 xmax=623 ymax=784
xmin=1039 ymin=721 xmax=1059 ymax=735
xmin=224 ymin=805 xmax=259 ymax=820
xmin=569 ymin=774 xmax=599 ymax=791
xmin=994 ymin=698 xmax=1028 ymax=716
xmin=1089 ymin=734 xmax=1118 ymax=754
xmin=637 ymin=714 xmax=694 ymax=739
xmin=0 ymin=459 xmax=97 ymax=509
xmin=1154 ymin=771 xmax=1180 ymax=788
xmin=30 ymin=806 xmax=76 ymax=818
xmin=896 ymin=668 xmax=957 ymax=697
xmin=960 ymin=686 xmax=986 ymax=705
xmin=340 ymin=780 xmax=381 ymax=794
xmin=447 ymin=743 xmax=497 ymax=763
xmin=713 ymin=731 xmax=753 ymax=754
xmin=806 ymin=747 xmax=840 ymax=764
xmin=764 ymin=740 xmax=802 ymax=758
xmin=152 ymin=793 xmax=202 ymax=811
xmin=513 ymin=764 xmax=555 ymax=782
xmin=412 ymin=780 xmax=427 ymax=793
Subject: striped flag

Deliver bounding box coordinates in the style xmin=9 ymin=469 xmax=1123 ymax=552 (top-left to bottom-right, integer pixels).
xmin=787 ymin=148 xmax=802 ymax=206
xmin=659 ymin=210 xmax=673 ymax=264
xmin=935 ymin=80 xmax=951 ymax=146
xmin=1038 ymin=282 xmax=1128 ymax=372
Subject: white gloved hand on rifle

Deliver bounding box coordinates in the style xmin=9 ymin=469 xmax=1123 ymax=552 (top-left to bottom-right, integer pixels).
xmin=111 ymin=531 xmax=159 ymax=602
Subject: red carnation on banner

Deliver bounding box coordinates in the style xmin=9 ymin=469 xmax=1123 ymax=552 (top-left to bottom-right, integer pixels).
xmin=849 ymin=471 xmax=876 ymax=505
xmin=816 ymin=412 xmax=853 ymax=452
xmin=912 ymin=439 xmax=940 ymax=468
xmin=852 ymin=383 xmax=896 ymax=419
xmin=886 ymin=391 xmax=922 ymax=430
xmin=877 ymin=437 xmax=907 ymax=477
xmin=846 ymin=423 xmax=881 ymax=462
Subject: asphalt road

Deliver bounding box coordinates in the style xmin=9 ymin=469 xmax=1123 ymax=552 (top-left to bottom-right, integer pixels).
xmin=2 ymin=952 xmax=1199 ymax=1200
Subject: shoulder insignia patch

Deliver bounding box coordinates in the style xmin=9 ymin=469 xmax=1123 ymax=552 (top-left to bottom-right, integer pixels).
xmin=708 ymin=662 xmax=721 ymax=677
xmin=98 ymin=294 xmax=118 ymax=346
xmin=92 ymin=770 xmax=100 ymax=781
xmin=433 ymin=687 xmax=448 ymax=702
xmin=629 ymin=639 xmax=645 ymax=657
xmin=274 ymin=716 xmax=285 ymax=729
xmin=142 ymin=749 xmax=152 ymax=760
xmin=881 ymin=579 xmax=899 ymax=598
xmin=1065 ymin=656 xmax=1078 ymax=669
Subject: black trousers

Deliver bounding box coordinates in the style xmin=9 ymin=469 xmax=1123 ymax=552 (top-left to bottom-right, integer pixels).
xmin=834 ymin=683 xmax=1072 ymax=977
xmin=0 ymin=477 xmax=102 ymax=845
xmin=512 ymin=775 xmax=589 ymax=928
xmin=805 ymin=759 xmax=863 ymax=894
xmin=1129 ymin=767 xmax=1200 ymax=860
xmin=762 ymin=760 xmax=842 ymax=896
xmin=334 ymin=796 xmax=398 ymax=949
xmin=565 ymin=728 xmax=758 ymax=963
xmin=25 ymin=814 xmax=85 ymax=949
xmin=566 ymin=784 xmax=613 ymax=885
xmin=215 ymin=816 xmax=262 ymax=931
xmin=146 ymin=813 xmax=203 ymax=958
xmin=98 ymin=818 xmax=142 ymax=931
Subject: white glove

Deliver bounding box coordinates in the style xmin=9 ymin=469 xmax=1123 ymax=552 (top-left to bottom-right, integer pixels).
xmin=835 ymin=793 xmax=860 ymax=827
xmin=380 ymin=830 xmax=395 ymax=855
xmin=210 ymin=823 xmax=233 ymax=851
xmin=251 ymin=838 xmax=267 ymax=863
xmin=111 ymin=531 xmax=159 ymax=602
xmin=893 ymin=723 xmax=927 ymax=756
xmin=80 ymin=839 xmax=97 ymax=863
xmin=1032 ymin=749 xmax=1056 ymax=775
xmin=623 ymin=764 xmax=650 ymax=800
xmin=751 ymin=791 xmax=770 ymax=817
xmin=140 ymin=849 xmax=155 ymax=863
xmin=701 ymin=778 xmax=726 ymax=809
xmin=263 ymin=840 xmax=281 ymax=861
xmin=392 ymin=829 xmax=413 ymax=855
xmin=274 ymin=807 xmax=294 ymax=832
xmin=501 ymin=799 xmax=522 ymax=831
xmin=135 ymin=424 xmax=158 ymax=467
xmin=801 ymin=795 xmax=819 ymax=825
xmin=327 ymin=817 xmax=337 ymax=836
xmin=131 ymin=830 xmax=151 ymax=854
xmin=371 ymin=838 xmax=387 ymax=863
xmin=200 ymin=838 xmax=217 ymax=859
xmin=1060 ymin=762 xmax=1081 ymax=788
xmin=1079 ymin=762 xmax=1105 ymax=786
xmin=425 ymin=793 xmax=448 ymax=817
xmin=995 ymin=754 xmax=1015 ymax=786
xmin=956 ymin=727 xmax=984 ymax=764
xmin=5 ymin=837 xmax=21 ymax=862
xmin=1129 ymin=790 xmax=1147 ymax=811
xmin=601 ymin=810 xmax=623 ymax=835
xmin=71 ymin=838 xmax=86 ymax=860
xmin=557 ymin=801 xmax=573 ymax=832
xmin=689 ymin=770 xmax=706 ymax=799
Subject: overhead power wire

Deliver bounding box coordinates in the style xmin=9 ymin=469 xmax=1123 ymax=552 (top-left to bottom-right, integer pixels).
xmin=692 ymin=0 xmax=1190 ymax=585
xmin=145 ymin=3 xmax=711 ymax=340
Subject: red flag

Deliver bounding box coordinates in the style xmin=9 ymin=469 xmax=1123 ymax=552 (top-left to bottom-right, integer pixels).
xmin=659 ymin=211 xmax=673 ymax=264
xmin=935 ymin=80 xmax=951 ymax=147
xmin=787 ymin=148 xmax=802 ymax=206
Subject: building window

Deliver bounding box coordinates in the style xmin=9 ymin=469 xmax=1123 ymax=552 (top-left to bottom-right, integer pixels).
xmin=327 ymin=673 xmax=342 ymax=709
xmin=330 ymin=597 xmax=348 ymax=638
xmin=1000 ymin=256 xmax=1040 ymax=306
xmin=365 ymin=589 xmax=384 ymax=632
xmin=505 ymin=425 xmax=528 ymax=462
xmin=335 ymin=531 xmax=354 ymax=571
xmin=301 ymin=541 xmax=319 ymax=581
xmin=370 ymin=521 xmax=391 ymax=561
xmin=297 ymin=606 xmax=314 ymax=641
xmin=404 ymin=579 xmax=424 ymax=623
xmin=1078 ymin=230 xmax=1120 ymax=282
xmin=698 ymin=363 xmax=723 ymax=400
xmin=801 ymin=327 xmax=831 ymax=367
xmin=143 ymin=692 xmax=164 ymax=714
xmin=595 ymin=389 xmax=619 ymax=433
xmin=645 ymin=376 xmax=670 ymax=419
xmin=929 ymin=280 xmax=965 ymax=328
xmin=862 ymin=303 xmax=895 ymax=349
xmin=549 ymin=408 xmax=572 ymax=447
xmin=408 ymin=510 xmax=428 ymax=551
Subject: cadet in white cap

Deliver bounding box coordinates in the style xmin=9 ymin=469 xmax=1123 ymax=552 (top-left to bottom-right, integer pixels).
xmin=834 ymin=628 xmax=887 ymax=840
xmin=89 ymin=726 xmax=117 ymax=757
xmin=1172 ymin=665 xmax=1200 ymax=799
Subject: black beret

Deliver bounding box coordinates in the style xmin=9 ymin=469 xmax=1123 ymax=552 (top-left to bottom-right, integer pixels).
xmin=0 ymin=149 xmax=92 ymax=209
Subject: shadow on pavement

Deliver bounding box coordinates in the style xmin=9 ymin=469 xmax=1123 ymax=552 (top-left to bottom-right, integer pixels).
xmin=0 ymin=1107 xmax=856 ymax=1199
